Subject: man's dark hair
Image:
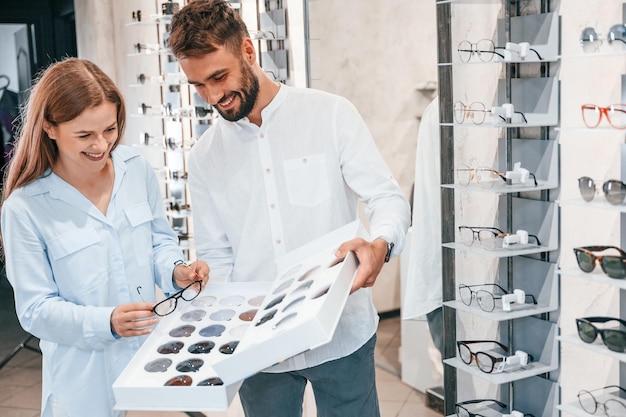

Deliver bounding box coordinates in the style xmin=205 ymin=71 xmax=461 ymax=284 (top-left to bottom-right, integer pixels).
xmin=168 ymin=0 xmax=249 ymax=59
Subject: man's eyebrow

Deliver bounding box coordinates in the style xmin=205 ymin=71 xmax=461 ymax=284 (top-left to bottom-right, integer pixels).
xmin=189 ymin=69 xmax=228 ymax=84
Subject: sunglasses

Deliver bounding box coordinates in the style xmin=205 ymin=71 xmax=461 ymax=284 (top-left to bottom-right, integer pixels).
xmin=578 ymin=385 xmax=626 ymax=417
xmin=576 ymin=317 xmax=626 ymax=353
xmin=573 ymin=246 xmax=626 ymax=279
xmin=580 ymin=24 xmax=626 ymax=53
xmin=457 ymin=340 xmax=508 ymax=373
xmin=153 ymin=280 xmax=203 ymax=317
xmin=578 ymin=177 xmax=626 ymax=205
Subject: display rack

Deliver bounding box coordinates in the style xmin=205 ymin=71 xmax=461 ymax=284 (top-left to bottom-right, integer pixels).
xmin=435 ymin=1 xmax=561 ymax=416
xmin=555 ymin=2 xmax=626 ymax=414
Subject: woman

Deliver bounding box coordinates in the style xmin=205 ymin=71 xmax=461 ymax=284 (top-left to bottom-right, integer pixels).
xmin=1 ymin=58 xmax=209 ymax=417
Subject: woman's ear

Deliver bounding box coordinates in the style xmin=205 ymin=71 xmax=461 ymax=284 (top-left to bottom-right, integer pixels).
xmin=43 ymin=122 xmax=55 ymax=140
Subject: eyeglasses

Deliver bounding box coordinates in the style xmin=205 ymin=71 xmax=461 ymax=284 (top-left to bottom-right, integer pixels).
xmin=457 ymin=39 xmax=505 ymax=63
xmin=581 ymin=104 xmax=626 ymax=130
xmin=456 ymin=165 xmax=507 ymax=188
xmin=457 ymin=164 xmax=538 ymax=188
xmin=578 ymin=177 xmax=626 ymax=205
xmin=458 ymin=226 xmax=541 ymax=250
xmin=458 ymin=283 xmax=537 ymax=312
xmin=457 ymin=340 xmax=508 ymax=373
xmin=578 ymin=386 xmax=626 ymax=417
xmin=573 ymin=246 xmax=626 ymax=279
xmin=153 ymin=280 xmax=203 ymax=317
xmin=454 ymin=101 xmax=527 ymax=125
xmin=580 ymin=24 xmax=626 ymax=53
xmin=576 ymin=317 xmax=626 ymax=352
xmin=455 ymin=399 xmax=507 ymax=417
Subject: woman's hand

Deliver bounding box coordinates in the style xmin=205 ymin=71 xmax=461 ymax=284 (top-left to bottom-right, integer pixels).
xmin=173 ymin=260 xmax=210 ymax=290
xmin=110 ymin=302 xmax=159 ymax=337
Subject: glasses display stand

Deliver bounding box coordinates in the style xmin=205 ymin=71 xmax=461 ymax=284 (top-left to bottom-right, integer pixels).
xmin=436 ymin=1 xmax=561 ymax=416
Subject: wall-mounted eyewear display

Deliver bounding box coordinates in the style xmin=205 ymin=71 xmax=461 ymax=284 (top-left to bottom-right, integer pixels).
xmin=456 ymin=340 xmax=508 ymax=373
xmin=455 ymin=399 xmax=507 ymax=417
xmin=580 ymin=24 xmax=626 ymax=52
xmin=578 ymin=385 xmax=626 ymax=417
xmin=578 ymin=177 xmax=626 ymax=205
xmin=573 ymin=246 xmax=626 ymax=279
xmin=459 ymin=226 xmax=541 ymax=250
xmin=134 ymin=43 xmax=162 ymax=54
xmin=576 ymin=317 xmax=626 ymax=352
xmin=454 ymin=101 xmax=527 ymax=125
xmin=153 ymin=280 xmax=203 ymax=317
xmin=458 ymin=283 xmax=537 ymax=312
xmin=581 ymin=104 xmax=626 ymax=129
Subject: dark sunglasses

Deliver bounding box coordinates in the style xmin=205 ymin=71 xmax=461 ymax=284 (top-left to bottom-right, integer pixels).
xmin=573 ymin=246 xmax=626 ymax=279
xmin=576 ymin=316 xmax=626 ymax=353
xmin=153 ymin=280 xmax=203 ymax=317
xmin=457 ymin=340 xmax=508 ymax=373
xmin=578 ymin=176 xmax=626 ymax=205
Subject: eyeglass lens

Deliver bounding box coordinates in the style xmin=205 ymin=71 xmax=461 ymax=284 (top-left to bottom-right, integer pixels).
xmin=573 ymin=247 xmax=626 ymax=279
xmin=454 ymin=101 xmax=487 ymax=124
xmin=576 ymin=319 xmax=626 ymax=352
xmin=578 ymin=177 xmax=626 ymax=205
xmin=581 ymin=104 xmax=626 ymax=130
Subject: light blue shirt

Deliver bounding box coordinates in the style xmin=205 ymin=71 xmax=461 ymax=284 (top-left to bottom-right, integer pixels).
xmin=188 ymin=85 xmax=411 ymax=371
xmin=1 ymin=145 xmax=184 ymax=417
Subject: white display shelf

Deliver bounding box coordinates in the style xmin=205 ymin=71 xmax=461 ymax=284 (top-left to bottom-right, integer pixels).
xmin=444 ymin=299 xmax=556 ymax=321
xmin=558 ymin=334 xmax=626 ymax=363
xmin=443 ymin=180 xmax=557 ymax=193
xmin=441 ymin=121 xmax=558 ymax=128
xmin=559 ymin=267 xmax=626 ymax=290
xmin=443 ymin=242 xmax=555 ymax=258
xmin=443 ymin=357 xmax=558 ymax=384
xmin=558 ymin=199 xmax=626 ymax=213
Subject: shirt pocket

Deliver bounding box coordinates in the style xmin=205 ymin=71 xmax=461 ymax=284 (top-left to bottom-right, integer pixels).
xmin=283 ymin=154 xmax=331 ymax=207
xmin=47 ymin=226 xmax=105 ymax=295
xmin=124 ymin=202 xmax=154 ymax=267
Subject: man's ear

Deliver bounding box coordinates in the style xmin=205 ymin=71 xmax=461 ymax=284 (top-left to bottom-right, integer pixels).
xmin=242 ymin=38 xmax=256 ymax=64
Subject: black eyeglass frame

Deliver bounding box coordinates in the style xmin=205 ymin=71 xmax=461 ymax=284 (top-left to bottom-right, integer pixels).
xmin=458 ymin=283 xmax=538 ymax=312
xmin=576 ymin=316 xmax=626 ymax=353
xmin=458 ymin=226 xmax=541 ymax=249
xmin=153 ymin=280 xmax=203 ymax=317
xmin=455 ymin=399 xmax=507 ymax=417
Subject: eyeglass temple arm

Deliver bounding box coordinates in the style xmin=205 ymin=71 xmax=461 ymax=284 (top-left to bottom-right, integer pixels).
xmin=525 ymin=294 xmax=538 ymax=304
xmin=514 ymin=110 xmax=528 ymax=123
xmin=528 ymin=172 xmax=538 ymax=186
xmin=456 ymin=399 xmax=507 ymax=409
xmin=579 ymin=245 xmax=626 ymax=257
xmin=528 ymin=234 xmax=541 ymax=246
xmin=581 ymin=316 xmax=626 ymax=327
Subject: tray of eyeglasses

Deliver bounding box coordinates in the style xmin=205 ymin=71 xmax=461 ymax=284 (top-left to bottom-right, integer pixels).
xmin=113 ymin=221 xmax=361 ymax=412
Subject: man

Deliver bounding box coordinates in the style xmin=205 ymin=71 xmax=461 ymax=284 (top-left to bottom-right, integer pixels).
xmin=168 ymin=1 xmax=410 ymax=416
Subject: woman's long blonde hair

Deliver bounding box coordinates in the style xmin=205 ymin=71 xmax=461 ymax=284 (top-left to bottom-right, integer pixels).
xmin=2 ymin=58 xmax=126 ymax=201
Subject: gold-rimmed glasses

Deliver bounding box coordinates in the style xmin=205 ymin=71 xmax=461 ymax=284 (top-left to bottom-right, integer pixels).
xmin=457 ymin=39 xmax=505 ymax=63
xmin=153 ymin=280 xmax=203 ymax=317
xmin=454 ymin=101 xmax=505 ymax=125
xmin=581 ymin=104 xmax=626 ymax=130
xmin=456 ymin=165 xmax=507 ymax=188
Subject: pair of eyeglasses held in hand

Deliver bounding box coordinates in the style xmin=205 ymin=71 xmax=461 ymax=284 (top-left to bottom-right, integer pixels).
xmin=153 ymin=280 xmax=203 ymax=317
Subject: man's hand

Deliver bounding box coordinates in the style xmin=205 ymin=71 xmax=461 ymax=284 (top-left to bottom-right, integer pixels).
xmin=334 ymin=237 xmax=388 ymax=294
xmin=110 ymin=302 xmax=159 ymax=337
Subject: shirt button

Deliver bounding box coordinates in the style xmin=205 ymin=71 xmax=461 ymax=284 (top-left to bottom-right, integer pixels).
xmin=276 ymin=239 xmax=282 ymax=244
xmin=259 ymin=133 xmax=265 ymax=139
xmin=265 ymin=168 xmax=271 ymax=174
xmin=270 ymin=203 xmax=276 ymax=209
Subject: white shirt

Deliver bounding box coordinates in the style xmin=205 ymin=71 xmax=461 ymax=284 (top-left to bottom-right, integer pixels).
xmin=403 ymin=96 xmax=443 ymax=320
xmin=1 ymin=145 xmax=184 ymax=417
xmin=188 ymin=85 xmax=410 ymax=371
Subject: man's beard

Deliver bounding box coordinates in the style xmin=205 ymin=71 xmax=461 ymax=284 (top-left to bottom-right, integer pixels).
xmin=215 ymin=61 xmax=260 ymax=122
